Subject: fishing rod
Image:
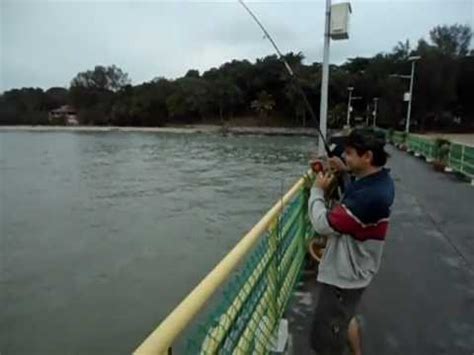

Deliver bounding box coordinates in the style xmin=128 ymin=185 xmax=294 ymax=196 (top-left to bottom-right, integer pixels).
xmin=239 ymin=0 xmax=341 ymax=276
xmin=238 ymin=0 xmax=332 ymax=156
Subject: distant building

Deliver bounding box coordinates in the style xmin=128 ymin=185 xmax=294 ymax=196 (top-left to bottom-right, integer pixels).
xmin=49 ymin=105 xmax=78 ymax=125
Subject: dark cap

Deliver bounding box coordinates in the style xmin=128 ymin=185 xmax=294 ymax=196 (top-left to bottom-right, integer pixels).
xmin=345 ymin=128 xmax=386 ymax=151
xmin=344 ymin=128 xmax=389 ymax=166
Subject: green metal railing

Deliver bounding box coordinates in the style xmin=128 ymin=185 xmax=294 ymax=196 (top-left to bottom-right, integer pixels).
xmin=448 ymin=143 xmax=474 ymax=179
xmin=387 ymin=129 xmax=474 ymax=183
xmin=135 ymin=175 xmax=314 ymax=354
xmin=406 ymin=135 xmax=437 ymax=161
xmin=392 ymin=131 xmax=406 ymax=145
xmin=187 ymin=190 xmax=312 ymax=354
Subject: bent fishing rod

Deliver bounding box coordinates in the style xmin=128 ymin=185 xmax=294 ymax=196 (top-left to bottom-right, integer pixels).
xmin=238 ymin=0 xmax=332 ymax=156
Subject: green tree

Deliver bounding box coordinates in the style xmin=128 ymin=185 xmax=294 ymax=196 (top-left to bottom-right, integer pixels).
xmin=70 ymin=65 xmax=131 ymax=92
xmin=429 ymin=24 xmax=472 ymax=57
xmin=328 ymin=103 xmax=347 ymax=128
xmin=0 ymin=88 xmax=48 ymax=125
xmin=391 ymin=40 xmax=411 ymax=61
xmin=69 ymin=65 xmax=130 ymax=124
xmin=251 ymin=91 xmax=275 ymax=118
xmin=166 ymin=77 xmax=211 ymax=122
xmin=210 ymin=77 xmax=243 ymax=122
xmin=44 ymin=87 xmax=69 ymax=110
xmin=412 ymin=38 xmax=459 ymax=130
xmin=185 ymin=69 xmax=200 ymax=78
xmin=2 ymin=24 xmax=473 ymax=130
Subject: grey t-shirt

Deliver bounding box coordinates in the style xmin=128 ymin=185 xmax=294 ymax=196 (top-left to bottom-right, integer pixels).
xmin=308 ymin=169 xmax=395 ymax=289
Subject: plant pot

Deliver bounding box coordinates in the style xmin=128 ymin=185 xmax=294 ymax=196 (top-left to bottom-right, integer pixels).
xmin=399 ymin=144 xmax=408 ymax=151
xmin=308 ymin=239 xmax=326 ymax=263
xmin=433 ymin=160 xmax=446 ymax=172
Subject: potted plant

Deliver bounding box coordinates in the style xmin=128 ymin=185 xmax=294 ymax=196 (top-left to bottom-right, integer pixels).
xmin=399 ymin=132 xmax=409 ymax=151
xmin=433 ymin=138 xmax=450 ymax=172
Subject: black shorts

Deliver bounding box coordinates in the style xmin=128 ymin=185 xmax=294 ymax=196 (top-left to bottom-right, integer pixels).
xmin=310 ymin=282 xmax=365 ymax=355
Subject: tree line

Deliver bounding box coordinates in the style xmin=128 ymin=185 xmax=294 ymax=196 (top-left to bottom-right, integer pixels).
xmin=1 ymin=24 xmax=473 ymax=131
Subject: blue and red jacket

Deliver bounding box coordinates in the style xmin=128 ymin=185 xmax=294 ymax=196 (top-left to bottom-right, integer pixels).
xmin=309 ymin=168 xmax=395 ymax=288
xmin=328 ymin=169 xmax=394 ymax=242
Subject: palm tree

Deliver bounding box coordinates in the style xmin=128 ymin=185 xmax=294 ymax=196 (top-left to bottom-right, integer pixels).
xmin=251 ymin=91 xmax=275 ymax=118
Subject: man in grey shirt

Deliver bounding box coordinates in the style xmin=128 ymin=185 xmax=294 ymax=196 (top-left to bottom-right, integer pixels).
xmin=309 ymin=129 xmax=395 ymax=355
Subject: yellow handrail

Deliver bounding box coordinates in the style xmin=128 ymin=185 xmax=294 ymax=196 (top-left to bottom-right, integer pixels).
xmin=134 ymin=172 xmax=310 ymax=354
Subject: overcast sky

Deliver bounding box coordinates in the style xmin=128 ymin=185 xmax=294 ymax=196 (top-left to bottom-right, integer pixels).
xmin=1 ymin=0 xmax=473 ymax=92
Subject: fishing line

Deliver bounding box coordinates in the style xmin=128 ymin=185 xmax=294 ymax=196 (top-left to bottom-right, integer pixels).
xmin=238 ymin=0 xmax=332 ymax=156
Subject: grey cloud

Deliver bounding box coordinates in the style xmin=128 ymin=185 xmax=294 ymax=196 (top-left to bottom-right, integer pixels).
xmin=1 ymin=0 xmax=473 ymax=91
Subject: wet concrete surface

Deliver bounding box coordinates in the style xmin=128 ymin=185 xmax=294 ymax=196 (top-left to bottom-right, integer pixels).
xmin=287 ymin=146 xmax=474 ymax=355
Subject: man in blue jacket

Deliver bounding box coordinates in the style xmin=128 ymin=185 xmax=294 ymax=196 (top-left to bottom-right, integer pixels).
xmin=308 ymin=129 xmax=395 ymax=355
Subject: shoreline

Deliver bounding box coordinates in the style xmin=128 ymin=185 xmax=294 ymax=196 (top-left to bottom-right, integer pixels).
xmin=0 ymin=125 xmax=319 ymax=137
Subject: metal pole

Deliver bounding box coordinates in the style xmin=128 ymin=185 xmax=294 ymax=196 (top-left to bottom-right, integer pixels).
xmin=318 ymin=0 xmax=331 ymax=156
xmin=406 ymin=60 xmax=416 ymax=133
xmin=373 ymin=98 xmax=378 ymax=127
xmin=346 ymin=88 xmax=352 ymax=127
xmin=366 ymin=103 xmax=370 ymax=126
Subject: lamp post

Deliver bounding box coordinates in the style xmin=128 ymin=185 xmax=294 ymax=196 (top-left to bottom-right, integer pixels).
xmin=365 ymin=103 xmax=370 ymax=126
xmin=390 ymin=55 xmax=421 ymax=133
xmin=318 ymin=1 xmax=352 ymax=155
xmin=346 ymin=86 xmax=354 ymax=127
xmin=406 ymin=55 xmax=421 ymax=133
xmin=345 ymin=87 xmax=362 ymax=127
xmin=373 ymin=97 xmax=379 ymax=127
xmin=318 ymin=0 xmax=331 ymax=156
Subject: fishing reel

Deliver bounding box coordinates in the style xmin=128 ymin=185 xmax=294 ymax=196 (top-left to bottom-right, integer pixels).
xmin=310 ymin=160 xmax=326 ymax=174
xmin=309 ymin=157 xmax=343 ymax=202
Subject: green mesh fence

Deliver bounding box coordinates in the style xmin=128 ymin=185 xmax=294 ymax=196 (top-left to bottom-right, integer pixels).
xmin=391 ymin=130 xmax=474 ymax=181
xmin=406 ymin=135 xmax=436 ymax=160
xmin=449 ymin=143 xmax=474 ymax=178
xmin=392 ymin=131 xmax=406 ymax=145
xmin=186 ymin=187 xmax=312 ymax=354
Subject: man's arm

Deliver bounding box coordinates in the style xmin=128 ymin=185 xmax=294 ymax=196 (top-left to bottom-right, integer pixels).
xmin=308 ymin=187 xmax=337 ymax=236
xmin=327 ymin=156 xmax=353 ymax=193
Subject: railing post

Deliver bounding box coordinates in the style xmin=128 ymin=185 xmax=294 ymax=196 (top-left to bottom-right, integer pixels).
xmin=445 ymin=143 xmax=454 ymax=173
xmin=428 ymin=142 xmax=434 ymax=162
xmin=302 ymin=189 xmax=309 ymax=265
xmin=269 ymin=217 xmax=280 ymax=332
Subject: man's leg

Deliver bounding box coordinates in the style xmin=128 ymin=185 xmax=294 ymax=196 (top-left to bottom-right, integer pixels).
xmin=311 ymin=284 xmax=365 ymax=355
xmin=347 ymin=317 xmax=362 ymax=355
xmin=310 ymin=283 xmax=348 ymax=355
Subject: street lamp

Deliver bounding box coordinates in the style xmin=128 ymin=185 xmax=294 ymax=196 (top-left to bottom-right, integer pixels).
xmin=365 ymin=103 xmax=370 ymax=126
xmin=390 ymin=55 xmax=421 ymax=133
xmin=373 ymin=97 xmax=379 ymax=127
xmin=346 ymin=87 xmax=354 ymax=127
xmin=406 ymin=55 xmax=421 ymax=133
xmin=345 ymin=86 xmax=362 ymax=127
xmin=317 ymin=1 xmax=352 ymax=155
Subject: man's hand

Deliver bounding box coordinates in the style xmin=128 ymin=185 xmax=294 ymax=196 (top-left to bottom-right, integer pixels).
xmin=309 ymin=159 xmax=325 ymax=173
xmin=315 ymin=172 xmax=335 ymax=192
xmin=328 ymin=156 xmax=348 ymax=172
